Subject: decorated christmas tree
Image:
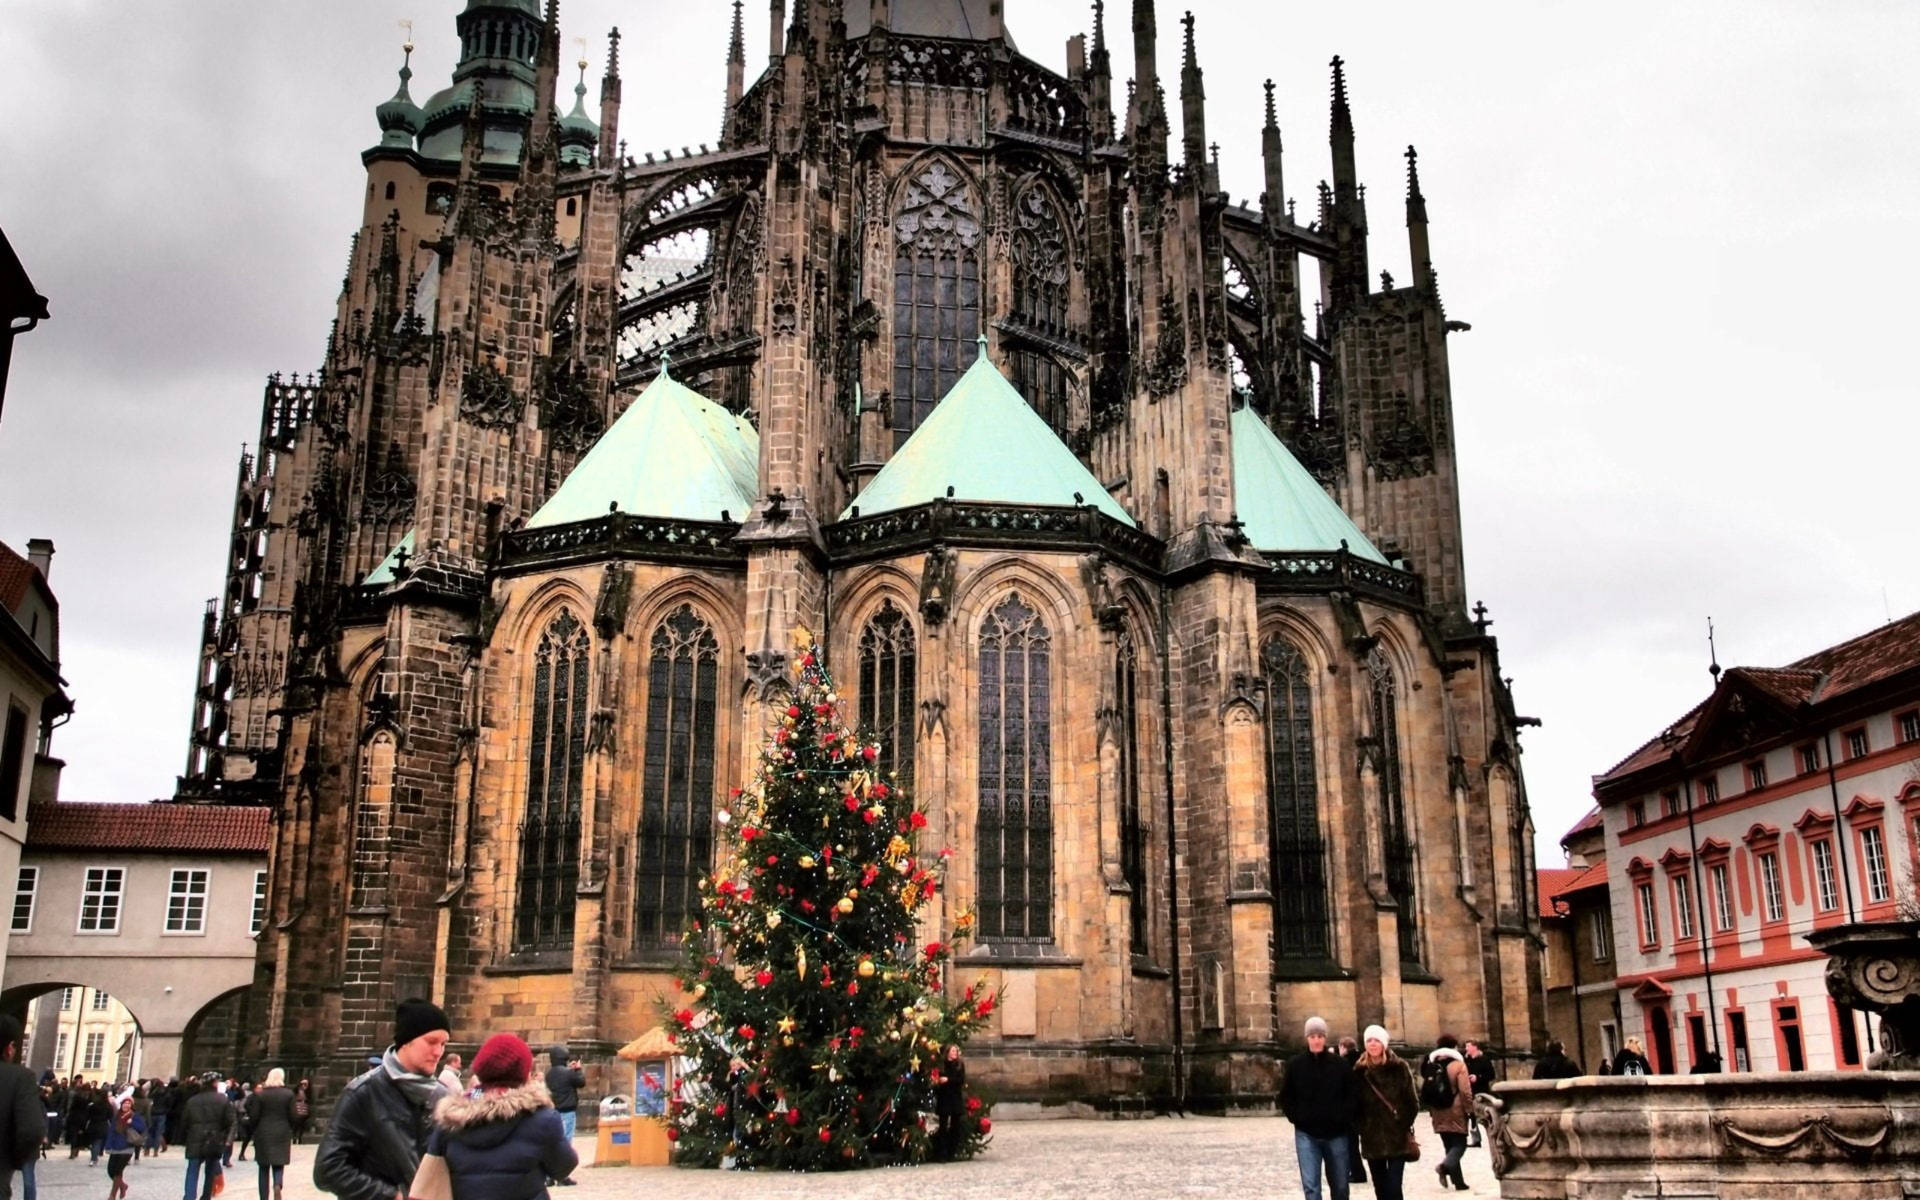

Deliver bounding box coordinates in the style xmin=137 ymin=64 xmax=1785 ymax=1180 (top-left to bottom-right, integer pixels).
xmin=661 ymin=630 xmax=994 ymax=1170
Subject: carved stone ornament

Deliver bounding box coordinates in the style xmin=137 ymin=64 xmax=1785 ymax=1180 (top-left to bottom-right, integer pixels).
xmin=918 ymin=543 xmax=958 ymax=627
xmin=1144 ymin=290 xmax=1187 ymax=396
xmin=1077 ymin=553 xmax=1125 ymax=631
xmin=1808 ymin=921 xmax=1920 ymax=1068
xmin=770 ymin=256 xmax=798 ymax=336
xmin=460 ymin=360 xmax=524 ymax=429
xmin=894 ymin=162 xmax=982 ymax=257
xmin=744 ymin=647 xmax=790 ymax=701
xmin=541 ymin=359 xmax=604 ymax=453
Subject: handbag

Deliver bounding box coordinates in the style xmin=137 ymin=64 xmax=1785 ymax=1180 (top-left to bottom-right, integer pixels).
xmin=126 ymin=1127 xmax=147 ymax=1148
xmin=408 ymin=1152 xmax=453 ymax=1200
xmin=1403 ymin=1130 xmax=1421 ymax=1162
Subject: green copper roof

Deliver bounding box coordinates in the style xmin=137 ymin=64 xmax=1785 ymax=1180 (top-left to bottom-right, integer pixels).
xmin=527 ymin=369 xmax=757 ymax=528
xmin=364 ymin=528 xmax=417 ymax=585
xmin=843 ymin=343 xmax=1132 ymax=526
xmin=1230 ymin=406 xmax=1387 ymax=564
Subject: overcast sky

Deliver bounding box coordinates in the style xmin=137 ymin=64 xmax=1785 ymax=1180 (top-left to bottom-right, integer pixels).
xmin=3 ymin=2 xmax=1917 ymax=864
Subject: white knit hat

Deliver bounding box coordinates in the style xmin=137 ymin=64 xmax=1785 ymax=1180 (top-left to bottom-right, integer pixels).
xmin=1363 ymin=1024 xmax=1391 ymax=1049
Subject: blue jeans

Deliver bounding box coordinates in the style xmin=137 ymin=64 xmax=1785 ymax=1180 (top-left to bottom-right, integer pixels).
xmin=22 ymin=1159 xmax=36 ymax=1200
xmin=1293 ymin=1130 xmax=1349 ymax=1200
xmin=184 ymin=1155 xmax=222 ymax=1200
xmin=1365 ymin=1156 xmax=1406 ymax=1200
xmin=559 ymin=1110 xmax=577 ymax=1141
xmin=257 ymin=1163 xmax=284 ymax=1196
xmin=1439 ymin=1130 xmax=1467 ymax=1187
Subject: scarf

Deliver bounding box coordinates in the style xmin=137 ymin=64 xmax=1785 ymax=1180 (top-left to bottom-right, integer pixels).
xmin=381 ymin=1048 xmax=444 ymax=1109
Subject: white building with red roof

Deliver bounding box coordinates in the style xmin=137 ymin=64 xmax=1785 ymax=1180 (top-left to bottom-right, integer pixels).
xmin=3 ymin=801 xmax=269 ymax=1079
xmin=0 ymin=537 xmax=70 ymax=982
xmin=1589 ymin=612 xmax=1920 ymax=1074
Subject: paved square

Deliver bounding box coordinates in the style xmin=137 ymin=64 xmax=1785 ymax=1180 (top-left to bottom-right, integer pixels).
xmin=24 ymin=1118 xmax=1499 ymax=1200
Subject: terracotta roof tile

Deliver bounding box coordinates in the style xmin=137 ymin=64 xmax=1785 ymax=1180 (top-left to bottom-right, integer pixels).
xmin=1562 ymin=805 xmax=1602 ymax=841
xmin=25 ymin=802 xmax=270 ymax=855
xmin=1555 ymin=861 xmax=1608 ymax=899
xmin=1536 ymin=868 xmax=1586 ymax=920
xmin=0 ymin=542 xmax=37 ymax=613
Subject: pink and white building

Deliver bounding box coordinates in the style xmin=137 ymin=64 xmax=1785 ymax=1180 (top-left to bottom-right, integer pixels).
xmin=1591 ymin=612 xmax=1920 ymax=1073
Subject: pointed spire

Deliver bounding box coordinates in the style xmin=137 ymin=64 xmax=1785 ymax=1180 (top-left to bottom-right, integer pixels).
xmin=725 ymin=0 xmax=747 ymax=137
xmin=1131 ymin=0 xmax=1159 ymax=134
xmin=374 ymin=37 xmax=425 ymax=148
xmin=1260 ymin=78 xmax=1284 ymax=222
xmin=1330 ymin=54 xmax=1350 ymax=123
xmin=770 ymin=0 xmax=786 ymax=64
xmin=1405 ymin=144 xmax=1432 ymax=288
xmin=1329 ymin=55 xmax=1357 ymax=201
xmin=598 ymin=27 xmax=623 ymax=168
xmin=1088 ymin=0 xmax=1113 ymax=141
xmin=729 ymin=0 xmax=746 ymax=63
xmin=1179 ymin=10 xmax=1206 ymax=173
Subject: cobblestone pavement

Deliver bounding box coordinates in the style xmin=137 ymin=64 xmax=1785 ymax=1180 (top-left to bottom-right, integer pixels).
xmin=25 ymin=1120 xmax=1500 ymax=1200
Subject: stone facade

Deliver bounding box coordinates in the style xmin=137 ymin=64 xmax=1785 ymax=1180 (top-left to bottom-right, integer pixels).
xmin=178 ymin=1 xmax=1541 ymax=1108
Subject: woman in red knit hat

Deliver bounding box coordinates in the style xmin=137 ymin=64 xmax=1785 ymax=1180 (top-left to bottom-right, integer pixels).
xmin=426 ymin=1035 xmax=577 ymax=1200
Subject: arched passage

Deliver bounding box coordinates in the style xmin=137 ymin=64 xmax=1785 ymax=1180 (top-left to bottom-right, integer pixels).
xmin=1 ymin=982 xmax=148 ymax=1082
xmin=180 ymin=987 xmax=256 ymax=1078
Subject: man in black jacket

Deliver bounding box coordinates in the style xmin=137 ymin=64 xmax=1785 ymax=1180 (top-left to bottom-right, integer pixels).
xmin=314 ymin=999 xmax=449 ymax=1200
xmin=1279 ymin=1016 xmax=1358 ymax=1200
xmin=543 ymin=1047 xmax=585 ymax=1186
xmin=1463 ymin=1039 xmax=1496 ymax=1147
xmin=180 ymin=1075 xmax=235 ymax=1200
xmin=0 ymin=1016 xmax=47 ymax=1200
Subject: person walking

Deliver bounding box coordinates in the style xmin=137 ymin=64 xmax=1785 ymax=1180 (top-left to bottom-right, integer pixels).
xmin=1423 ymin=1034 xmax=1473 ymax=1192
xmin=288 ymin=1085 xmax=310 ymax=1149
xmin=1351 ymin=1026 xmax=1418 ymax=1200
xmin=131 ymin=1088 xmax=153 ymax=1162
xmin=243 ymin=1072 xmax=295 ymax=1200
xmin=427 ymin=1033 xmax=576 ymax=1200
xmin=65 ymin=1084 xmax=91 ymax=1160
xmin=179 ymin=1077 xmax=233 ymax=1200
xmin=1279 ymin=1016 xmax=1356 ymax=1200
xmin=1612 ymin=1036 xmax=1653 ymax=1077
xmin=539 ymin=1048 xmax=582 ymax=1173
xmin=1532 ymin=1040 xmax=1582 ymax=1080
xmin=0 ymin=1016 xmax=48 ymax=1200
xmin=102 ymin=1097 xmax=147 ymax=1200
xmin=1462 ymin=1040 xmax=1494 ymax=1148
xmin=313 ymin=998 xmax=449 ymax=1200
xmin=435 ymin=1056 xmax=465 ymax=1098
xmin=86 ymin=1088 xmax=113 ymax=1168
xmin=1334 ymin=1036 xmax=1366 ymax=1185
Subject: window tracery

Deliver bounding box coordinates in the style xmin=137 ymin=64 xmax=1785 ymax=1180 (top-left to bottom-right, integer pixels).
xmin=892 ymin=162 xmax=982 ymax=447
xmin=857 ymin=602 xmax=917 ymax=789
xmin=978 ymin=594 xmax=1052 ymax=941
xmin=634 ymin=605 xmax=720 ymax=952
xmin=1368 ymin=647 xmax=1419 ymax=964
xmin=1116 ymin=629 xmax=1147 ymax=953
xmin=515 ymin=610 xmax=588 ymax=952
xmin=1262 ymin=637 xmax=1330 ymax=958
xmin=1007 ymin=183 xmax=1074 ymax=431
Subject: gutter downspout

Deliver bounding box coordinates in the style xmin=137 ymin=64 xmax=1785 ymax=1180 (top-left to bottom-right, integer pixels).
xmin=1680 ymin=775 xmax=1721 ymax=1062
xmin=1158 ymin=581 xmax=1185 ymax=1112
xmin=1820 ymin=729 xmax=1873 ymax=1054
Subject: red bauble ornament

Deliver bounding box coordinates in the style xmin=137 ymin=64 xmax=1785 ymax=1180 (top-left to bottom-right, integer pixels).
xmin=738 ymin=1024 xmax=756 ymax=1039
xmin=664 ymin=1127 xmax=680 ymax=1142
xmin=979 ymin=1118 xmax=992 ymax=1134
xmin=910 ymin=811 xmax=928 ymax=830
xmin=819 ymin=1128 xmax=832 ymax=1143
xmin=785 ymin=1108 xmax=801 ymax=1126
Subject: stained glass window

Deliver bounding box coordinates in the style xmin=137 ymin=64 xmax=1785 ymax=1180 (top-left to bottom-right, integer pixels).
xmin=1263 ymin=637 xmax=1329 ymax=959
xmin=1008 ymin=183 xmax=1073 ymax=432
xmin=1369 ymin=648 xmax=1420 ymax=964
xmin=892 ymin=162 xmax=982 ymax=447
xmin=1116 ymin=630 xmax=1147 ymax=953
xmin=858 ymin=602 xmax=917 ymax=789
xmin=516 ymin=611 xmax=588 ymax=952
xmin=978 ymin=594 xmax=1052 ymax=940
xmin=635 ymin=606 xmax=719 ymax=951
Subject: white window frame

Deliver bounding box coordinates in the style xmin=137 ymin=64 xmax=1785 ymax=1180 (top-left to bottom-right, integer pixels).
xmin=1698 ymin=777 xmax=1719 ymax=805
xmin=58 ymin=986 xmax=74 ymax=1012
xmin=1673 ymin=875 xmax=1696 ymax=940
xmin=1600 ymin=1020 xmax=1620 ymax=1062
xmin=250 ymin=869 xmax=268 ymax=936
xmin=1759 ymin=852 xmax=1785 ymax=923
xmin=164 ymin=868 xmax=211 ymax=935
xmin=1811 ymin=839 xmax=1839 ymax=912
xmin=88 ymin=988 xmax=109 ymax=1013
xmin=1899 ymin=711 xmax=1920 ymax=744
xmin=81 ymin=1030 xmax=105 ymax=1072
xmin=11 ymin=865 xmax=37 ymax=934
xmin=1710 ymin=863 xmax=1734 ymax=931
xmin=76 ymin=867 xmax=125 ymax=934
xmin=52 ymin=1030 xmax=68 ymax=1066
xmin=1590 ymin=906 xmax=1612 ymax=962
xmin=1862 ymin=826 xmax=1891 ymax=904
xmin=1637 ymin=882 xmax=1660 ymax=947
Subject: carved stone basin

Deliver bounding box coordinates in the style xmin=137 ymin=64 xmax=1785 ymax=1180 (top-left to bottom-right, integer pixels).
xmin=1476 ymin=1073 xmax=1920 ymax=1199
xmin=1808 ymin=920 xmax=1920 ymax=1069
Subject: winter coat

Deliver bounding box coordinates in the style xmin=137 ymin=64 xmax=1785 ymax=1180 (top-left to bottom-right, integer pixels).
xmin=1352 ymin=1055 xmax=1419 ymax=1162
xmin=103 ymin=1114 xmax=147 ymax=1154
xmin=1612 ymin=1048 xmax=1652 ymax=1077
xmin=933 ymin=1057 xmax=966 ymax=1119
xmin=427 ymin=1082 xmax=576 ymax=1200
xmin=85 ymin=1096 xmax=112 ymax=1142
xmin=1466 ymin=1052 xmax=1496 ymax=1095
xmin=63 ymin=1092 xmax=89 ymax=1147
xmin=1532 ymin=1051 xmax=1582 ymax=1080
xmin=541 ymin=1051 xmax=583 ymax=1115
xmin=313 ymin=1064 xmax=441 ymax=1200
xmin=0 ymin=1060 xmax=47 ymax=1178
xmin=245 ymin=1086 xmax=298 ymax=1168
xmin=1424 ymin=1049 xmax=1473 ymax=1135
xmin=1279 ymin=1049 xmax=1358 ymax=1140
xmin=179 ymin=1089 xmax=234 ymax=1160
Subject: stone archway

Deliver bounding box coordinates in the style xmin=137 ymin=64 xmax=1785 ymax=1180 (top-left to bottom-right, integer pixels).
xmin=179 ymin=987 xmax=255 ymax=1078
xmin=0 ymin=981 xmax=149 ymax=1082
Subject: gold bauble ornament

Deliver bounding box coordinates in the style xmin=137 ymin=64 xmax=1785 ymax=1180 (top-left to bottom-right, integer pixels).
xmin=857 ymin=959 xmax=875 ymax=977
xmin=836 ymin=897 xmax=855 ymax=914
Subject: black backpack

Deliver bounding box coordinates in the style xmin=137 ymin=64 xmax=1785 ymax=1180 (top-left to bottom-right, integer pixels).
xmin=1419 ymin=1056 xmax=1456 ymax=1108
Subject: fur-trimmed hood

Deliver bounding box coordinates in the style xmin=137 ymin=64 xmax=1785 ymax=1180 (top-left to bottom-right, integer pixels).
xmin=433 ymin=1081 xmax=554 ymax=1137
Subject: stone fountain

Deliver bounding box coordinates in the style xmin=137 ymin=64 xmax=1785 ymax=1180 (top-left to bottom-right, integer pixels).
xmin=1475 ymin=921 xmax=1920 ymax=1198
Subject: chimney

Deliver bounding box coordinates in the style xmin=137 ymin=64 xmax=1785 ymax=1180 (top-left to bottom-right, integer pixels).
xmin=25 ymin=538 xmax=53 ymax=581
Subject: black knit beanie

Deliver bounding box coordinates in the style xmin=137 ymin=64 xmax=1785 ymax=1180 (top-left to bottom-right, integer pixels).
xmin=394 ymin=998 xmax=450 ymax=1050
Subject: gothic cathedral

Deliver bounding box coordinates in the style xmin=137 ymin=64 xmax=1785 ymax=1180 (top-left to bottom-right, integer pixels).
xmin=180 ymin=0 xmax=1544 ymax=1107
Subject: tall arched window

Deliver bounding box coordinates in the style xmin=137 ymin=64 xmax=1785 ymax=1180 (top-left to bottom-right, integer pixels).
xmin=1116 ymin=629 xmax=1147 ymax=953
xmin=352 ymin=730 xmax=396 ymax=909
xmin=857 ymin=602 xmax=917 ymax=788
xmin=1262 ymin=637 xmax=1329 ymax=959
xmin=516 ymin=611 xmax=588 ymax=952
xmin=1008 ymin=183 xmax=1073 ymax=432
xmin=892 ymin=161 xmax=982 ymax=447
xmin=1368 ymin=647 xmax=1419 ymax=964
xmin=635 ymin=606 xmax=719 ymax=951
xmin=978 ymin=594 xmax=1052 ymax=941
